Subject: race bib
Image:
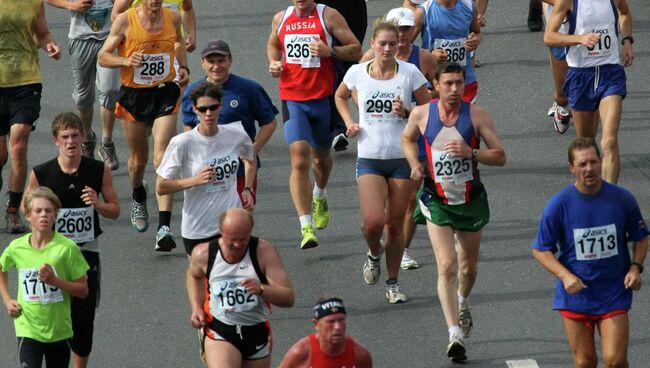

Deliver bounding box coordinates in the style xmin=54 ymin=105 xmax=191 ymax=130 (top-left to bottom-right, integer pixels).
xmin=579 ymin=24 xmax=617 ymax=58
xmin=133 ymin=53 xmax=171 ymax=85
xmin=573 ymin=224 xmax=618 ymax=261
xmin=212 ymin=279 xmax=259 ymax=316
xmin=284 ymin=34 xmax=321 ymax=68
xmin=363 ymin=90 xmax=401 ymax=124
xmin=434 ymin=38 xmax=468 ymax=64
xmin=19 ymin=268 xmax=63 ymax=305
xmin=56 ymin=207 xmax=95 ymax=243
xmin=204 ymin=155 xmax=239 ymax=193
xmin=432 ymin=150 xmax=472 ymax=184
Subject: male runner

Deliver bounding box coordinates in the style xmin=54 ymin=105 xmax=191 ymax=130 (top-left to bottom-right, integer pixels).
xmin=187 ymin=208 xmax=295 ymax=368
xmin=98 ymin=0 xmax=188 ymax=251
xmin=533 ymin=137 xmax=648 ymax=368
xmin=542 ymin=0 xmax=571 ymax=134
xmin=46 ymin=0 xmax=121 ymax=169
xmin=0 ymin=0 xmax=60 ymax=233
xmin=279 ymin=297 xmax=372 ymax=368
xmin=24 ymin=112 xmax=120 ymax=368
xmin=181 ymin=39 xmax=278 ymax=202
xmin=402 ymin=62 xmax=506 ymax=362
xmin=267 ymin=0 xmax=361 ymax=249
xmin=544 ymin=0 xmax=634 ymax=184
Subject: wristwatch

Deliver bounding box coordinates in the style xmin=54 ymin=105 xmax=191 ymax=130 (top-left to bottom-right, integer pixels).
xmin=631 ymin=262 xmax=644 ymax=273
xmin=621 ymin=36 xmax=634 ymax=45
xmin=330 ymin=46 xmax=337 ymax=58
xmin=244 ymin=187 xmax=255 ymax=195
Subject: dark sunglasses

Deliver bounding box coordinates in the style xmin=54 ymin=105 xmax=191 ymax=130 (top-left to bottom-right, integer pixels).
xmin=196 ymin=104 xmax=220 ymax=113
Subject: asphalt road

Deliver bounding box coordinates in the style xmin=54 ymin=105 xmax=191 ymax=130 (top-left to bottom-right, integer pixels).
xmin=1 ymin=0 xmax=649 ymax=367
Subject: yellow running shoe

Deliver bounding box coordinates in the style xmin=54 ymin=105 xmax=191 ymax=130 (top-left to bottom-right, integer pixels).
xmin=312 ymin=197 xmax=330 ymax=229
xmin=300 ymin=224 xmax=319 ymax=249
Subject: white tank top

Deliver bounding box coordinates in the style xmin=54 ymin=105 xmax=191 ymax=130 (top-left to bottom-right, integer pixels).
xmin=566 ymin=0 xmax=620 ymax=68
xmin=342 ymin=59 xmax=427 ymax=159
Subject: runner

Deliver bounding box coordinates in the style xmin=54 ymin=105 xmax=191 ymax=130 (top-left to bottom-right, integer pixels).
xmin=279 ymin=297 xmax=372 ymax=368
xmin=542 ymin=0 xmax=571 ymax=134
xmin=533 ymin=137 xmax=648 ymax=368
xmin=336 ymin=18 xmax=429 ymax=303
xmin=45 ymin=0 xmax=121 ymax=169
xmin=181 ymin=39 xmax=278 ymax=203
xmin=187 ymin=208 xmax=295 ymax=368
xmin=402 ymin=62 xmax=506 ymax=361
xmin=157 ymin=83 xmax=256 ymax=256
xmin=420 ymin=0 xmax=482 ymax=103
xmin=544 ymin=0 xmax=634 ymax=184
xmin=402 ymin=0 xmax=425 ymax=43
xmin=0 ymin=0 xmax=61 ymax=234
xmin=23 ymin=113 xmax=119 ymax=368
xmin=0 ymin=187 xmax=89 ymax=368
xmin=267 ymin=0 xmax=362 ymax=249
xmin=98 ymin=0 xmax=189 ymax=251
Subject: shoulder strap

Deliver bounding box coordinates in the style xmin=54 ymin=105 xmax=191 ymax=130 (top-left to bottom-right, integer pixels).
xmin=248 ymin=236 xmax=268 ymax=284
xmin=205 ymin=235 xmax=221 ymax=278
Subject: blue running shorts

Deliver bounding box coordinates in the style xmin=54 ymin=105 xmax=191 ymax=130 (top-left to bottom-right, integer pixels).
xmin=282 ymin=97 xmax=332 ymax=151
xmin=563 ymin=64 xmax=626 ymax=111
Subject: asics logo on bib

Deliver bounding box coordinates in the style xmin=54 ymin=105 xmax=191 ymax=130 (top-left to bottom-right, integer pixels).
xmin=590 ymin=28 xmax=610 ymax=35
xmin=219 ymin=280 xmax=241 ymax=291
xmin=582 ymin=228 xmax=609 ymax=238
xmin=212 ymin=155 xmax=232 ymax=166
xmin=371 ymin=91 xmax=396 ymax=99
xmin=142 ymin=54 xmax=165 ymax=62
xmin=441 ymin=40 xmax=463 ymax=48
xmin=61 ymin=209 xmax=89 ymax=218
xmin=290 ymin=35 xmax=314 ymax=43
xmin=286 ymin=22 xmax=317 ymax=32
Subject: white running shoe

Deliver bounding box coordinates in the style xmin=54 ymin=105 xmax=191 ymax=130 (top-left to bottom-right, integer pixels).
xmin=400 ymin=249 xmax=419 ymax=270
xmin=362 ymin=250 xmax=382 ymax=285
xmin=385 ymin=282 xmax=407 ymax=304
xmin=459 ymin=304 xmax=473 ymax=338
xmin=447 ymin=336 xmax=467 ymax=362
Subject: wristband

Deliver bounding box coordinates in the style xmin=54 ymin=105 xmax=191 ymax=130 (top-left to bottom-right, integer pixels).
xmin=621 ymin=36 xmax=634 ymax=45
xmin=179 ymin=65 xmax=190 ymax=75
xmin=631 ymin=262 xmax=644 ymax=273
xmin=244 ymin=187 xmax=254 ymax=194
xmin=260 ymin=285 xmax=265 ymax=295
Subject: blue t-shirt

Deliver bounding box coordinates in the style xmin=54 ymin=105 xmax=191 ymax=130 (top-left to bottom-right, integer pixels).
xmin=181 ymin=74 xmax=279 ymax=176
xmin=533 ymin=182 xmax=649 ymax=314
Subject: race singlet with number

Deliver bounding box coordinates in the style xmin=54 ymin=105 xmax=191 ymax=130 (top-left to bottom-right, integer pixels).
xmin=284 ymin=34 xmax=321 ymax=68
xmin=431 ymin=150 xmax=473 ymax=184
xmin=573 ymin=224 xmax=618 ymax=261
xmin=56 ymin=207 xmax=95 ymax=243
xmin=212 ymin=279 xmax=259 ymax=316
xmin=362 ymin=90 xmax=401 ymax=125
xmin=19 ymin=268 xmax=63 ymax=304
xmin=433 ymin=37 xmax=468 ymax=64
xmin=204 ymin=155 xmax=239 ymax=193
xmin=134 ymin=53 xmax=171 ymax=85
xmin=579 ymin=24 xmax=617 ymax=58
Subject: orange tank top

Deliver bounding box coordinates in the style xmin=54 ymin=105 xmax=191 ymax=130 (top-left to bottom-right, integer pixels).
xmin=118 ymin=7 xmax=177 ymax=88
xmin=308 ymin=334 xmax=356 ymax=368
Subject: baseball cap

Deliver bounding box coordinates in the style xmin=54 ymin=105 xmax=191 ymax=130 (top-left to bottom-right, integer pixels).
xmin=409 ymin=0 xmax=426 ymax=4
xmin=201 ymin=39 xmax=231 ymax=58
xmin=386 ymin=7 xmax=415 ymax=27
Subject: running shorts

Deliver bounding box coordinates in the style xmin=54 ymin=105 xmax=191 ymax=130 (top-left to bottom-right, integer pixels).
xmin=0 ymin=83 xmax=42 ymax=135
xmin=182 ymin=234 xmax=220 ymax=256
xmin=115 ymin=82 xmax=180 ymax=125
xmin=463 ymin=81 xmax=478 ymax=104
xmin=282 ymin=98 xmax=332 ymax=151
xmin=356 ymin=158 xmax=411 ymax=179
xmin=559 ymin=309 xmax=627 ymax=332
xmin=206 ymin=319 xmax=271 ymax=360
xmin=563 ymin=63 xmax=626 ymax=111
xmin=417 ymin=188 xmax=489 ymax=232
xmin=17 ymin=337 xmax=72 ymax=368
xmin=550 ymin=46 xmax=567 ymax=61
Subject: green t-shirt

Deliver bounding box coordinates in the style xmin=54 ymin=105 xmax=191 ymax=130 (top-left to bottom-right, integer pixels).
xmin=0 ymin=232 xmax=89 ymax=343
xmin=0 ymin=0 xmax=42 ymax=87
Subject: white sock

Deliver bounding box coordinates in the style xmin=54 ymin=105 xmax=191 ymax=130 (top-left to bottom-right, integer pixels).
xmin=458 ymin=291 xmax=469 ymax=307
xmin=313 ymin=184 xmax=326 ymax=199
xmin=299 ymin=215 xmax=312 ymax=227
xmin=448 ymin=326 xmax=461 ymax=339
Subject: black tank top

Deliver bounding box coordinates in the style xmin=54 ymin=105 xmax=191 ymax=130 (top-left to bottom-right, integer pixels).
xmin=33 ymin=157 xmax=104 ymax=245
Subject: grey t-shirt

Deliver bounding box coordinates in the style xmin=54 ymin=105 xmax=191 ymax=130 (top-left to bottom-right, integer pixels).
xmin=68 ymin=0 xmax=113 ymax=40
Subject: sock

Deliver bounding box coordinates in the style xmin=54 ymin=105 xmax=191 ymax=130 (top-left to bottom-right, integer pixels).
xmin=448 ymin=326 xmax=461 ymax=339
xmin=8 ymin=191 xmax=23 ymax=209
xmin=158 ymin=211 xmax=171 ymax=229
xmin=299 ymin=215 xmax=312 ymax=227
xmin=132 ymin=185 xmax=147 ymax=203
xmin=102 ymin=137 xmax=113 ymax=145
xmin=85 ymin=131 xmax=96 ymax=143
xmin=458 ymin=291 xmax=469 ymax=307
xmin=313 ymin=184 xmax=326 ymax=199
xmin=386 ymin=278 xmax=398 ymax=285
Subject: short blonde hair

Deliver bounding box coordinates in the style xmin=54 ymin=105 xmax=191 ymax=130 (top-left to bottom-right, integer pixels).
xmin=24 ymin=187 xmax=62 ymax=215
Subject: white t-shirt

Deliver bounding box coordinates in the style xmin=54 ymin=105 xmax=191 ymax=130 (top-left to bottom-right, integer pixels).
xmin=157 ymin=123 xmax=254 ymax=239
xmin=343 ymin=59 xmax=427 ymax=159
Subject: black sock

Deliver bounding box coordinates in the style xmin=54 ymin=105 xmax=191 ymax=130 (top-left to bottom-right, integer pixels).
xmin=8 ymin=191 xmax=23 ymax=209
xmin=158 ymin=211 xmax=171 ymax=230
xmin=386 ymin=278 xmax=398 ymax=285
xmin=132 ymin=186 xmax=147 ymax=203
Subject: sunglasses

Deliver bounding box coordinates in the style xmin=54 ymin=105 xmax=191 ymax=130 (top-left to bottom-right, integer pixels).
xmin=195 ymin=104 xmax=220 ymax=113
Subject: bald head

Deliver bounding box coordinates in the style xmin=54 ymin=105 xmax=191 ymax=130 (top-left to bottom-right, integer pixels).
xmin=220 ymin=208 xmax=254 ymax=233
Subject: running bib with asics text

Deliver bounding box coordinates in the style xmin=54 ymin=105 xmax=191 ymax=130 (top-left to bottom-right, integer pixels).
xmin=56 ymin=207 xmax=94 ymax=243
xmin=19 ymin=268 xmax=63 ymax=305
xmin=573 ymin=224 xmax=618 ymax=261
xmin=284 ymin=34 xmax=321 ymax=68
xmin=212 ymin=279 xmax=258 ymax=316
xmin=363 ymin=90 xmax=401 ymax=124
xmin=579 ymin=25 xmax=617 ymax=58
xmin=434 ymin=38 xmax=468 ymax=64
xmin=134 ymin=53 xmax=171 ymax=85
xmin=432 ymin=150 xmax=472 ymax=184
xmin=204 ymin=155 xmax=238 ymax=193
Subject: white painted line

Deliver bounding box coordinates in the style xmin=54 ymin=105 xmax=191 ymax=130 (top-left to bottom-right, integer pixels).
xmin=505 ymin=359 xmax=540 ymax=368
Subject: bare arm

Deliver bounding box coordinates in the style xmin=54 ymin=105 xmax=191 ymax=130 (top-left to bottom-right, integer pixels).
xmin=111 ymin=0 xmax=133 ymax=22
xmin=0 ymin=268 xmax=22 ymax=318
xmin=22 ymin=171 xmax=40 ymax=214
xmin=256 ymin=240 xmax=294 ymax=308
xmin=94 ymin=166 xmax=120 ymax=219
xmin=616 ymin=0 xmax=634 ymax=67
xmin=464 ymin=8 xmax=483 ymax=51
xmin=172 ymin=11 xmax=189 ymax=87
xmin=334 ymin=82 xmax=358 ymax=138
xmin=544 ymin=0 xmax=599 ymax=47
xmin=324 ymin=8 xmax=362 ymax=62
xmin=402 ymin=104 xmax=428 ymax=180
xmin=98 ymin=12 xmax=133 ymax=68
xmin=359 ymin=48 xmax=374 ymax=63
xmin=187 ymin=244 xmax=209 ymax=328
xmin=241 ymin=158 xmax=257 ymax=210
xmin=39 ymin=264 xmax=88 ymax=298
xmin=532 ymin=249 xmax=586 ymax=294
xmin=410 ymin=7 xmax=424 ymax=44
xmin=267 ymin=12 xmax=284 ymax=77
xmin=355 ymin=342 xmax=373 ymax=368
xmin=624 ymin=236 xmax=648 ymax=290
xmin=469 ymin=106 xmax=506 ymax=166
xmin=35 ymin=2 xmax=60 ymax=60
xmin=253 ymin=120 xmax=277 ymax=157
xmin=47 ymin=0 xmax=93 ymax=12
xmin=181 ymin=0 xmax=196 ymax=52
xmin=419 ymin=48 xmax=437 ymax=84
xmin=156 ymin=166 xmax=214 ymax=195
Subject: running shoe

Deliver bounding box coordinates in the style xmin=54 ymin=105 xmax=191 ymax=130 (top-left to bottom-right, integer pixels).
xmin=312 ymin=197 xmax=330 ymax=229
xmin=331 ymin=133 xmax=349 ymax=152
xmin=553 ymin=104 xmax=571 ymax=135
xmin=155 ymin=225 xmax=177 ymax=252
xmin=385 ymin=282 xmax=408 ymax=304
xmin=447 ymin=336 xmax=467 ymax=362
xmin=131 ymin=199 xmax=149 ymax=232
xmin=5 ymin=207 xmax=26 ymax=234
xmin=300 ymin=224 xmax=319 ymax=249
xmin=527 ymin=0 xmax=544 ymax=32
xmin=400 ymin=249 xmax=419 ymax=270
xmin=547 ymin=101 xmax=558 ymax=117
xmin=98 ymin=141 xmax=120 ymax=171
xmin=81 ymin=132 xmax=96 ymax=159
xmin=459 ymin=304 xmax=473 ymax=338
xmin=363 ymin=249 xmax=382 ymax=285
